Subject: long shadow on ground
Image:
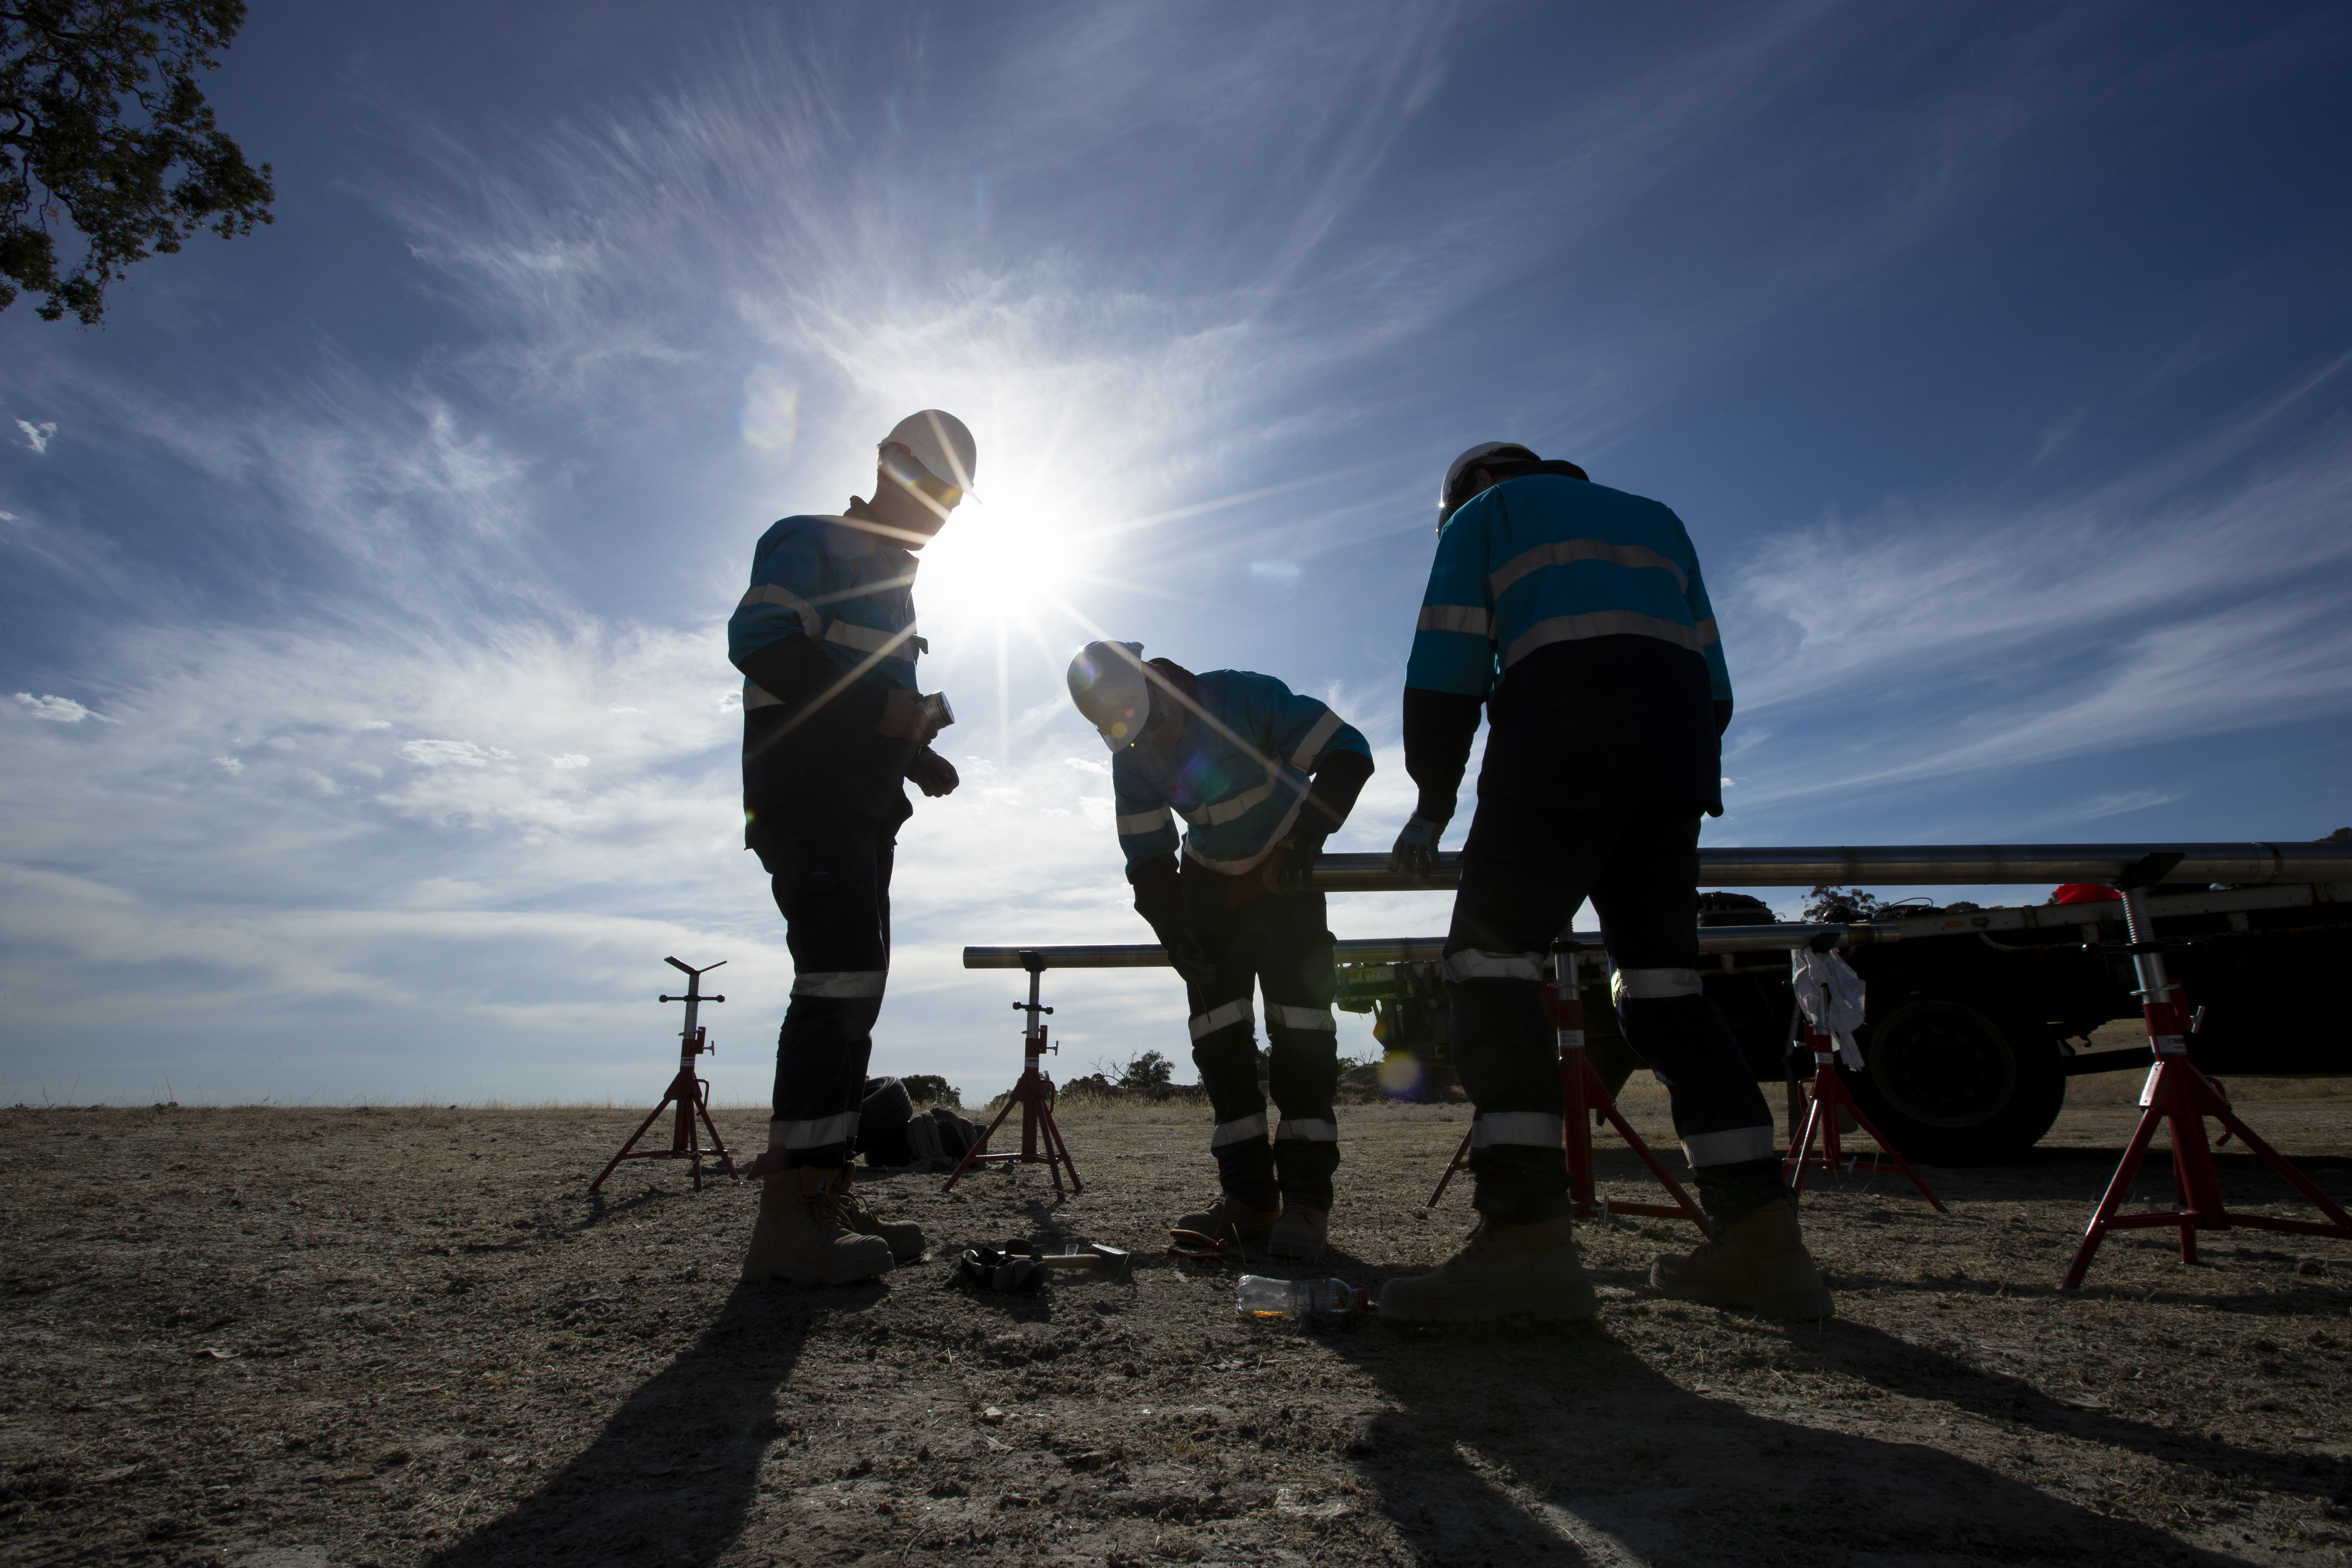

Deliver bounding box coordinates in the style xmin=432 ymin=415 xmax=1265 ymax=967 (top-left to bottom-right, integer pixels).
xmin=1310 ymin=1311 xmax=2235 ymax=1566
xmin=420 ymin=1277 xmax=854 ymax=1568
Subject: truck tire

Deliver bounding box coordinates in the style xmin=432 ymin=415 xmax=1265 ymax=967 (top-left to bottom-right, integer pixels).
xmin=1842 ymin=977 xmax=2066 ymax=1165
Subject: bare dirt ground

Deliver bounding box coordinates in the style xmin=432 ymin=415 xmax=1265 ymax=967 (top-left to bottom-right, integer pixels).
xmin=5 ymin=1073 xmax=2351 ymax=1568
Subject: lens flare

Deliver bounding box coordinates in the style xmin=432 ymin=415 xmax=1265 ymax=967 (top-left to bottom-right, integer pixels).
xmin=739 ymin=367 xmax=798 ymax=455
xmin=1378 ymin=1050 xmax=1427 ymax=1100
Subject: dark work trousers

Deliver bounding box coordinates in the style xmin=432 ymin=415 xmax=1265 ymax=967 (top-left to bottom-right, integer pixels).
xmin=1179 ymin=865 xmax=1342 ymax=1211
xmin=754 ymin=804 xmax=894 ymax=1169
xmin=1445 ymin=795 xmax=1787 ymax=1229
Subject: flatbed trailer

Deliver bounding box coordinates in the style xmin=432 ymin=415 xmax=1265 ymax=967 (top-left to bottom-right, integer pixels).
xmin=964 ymin=841 xmax=2352 ymax=1166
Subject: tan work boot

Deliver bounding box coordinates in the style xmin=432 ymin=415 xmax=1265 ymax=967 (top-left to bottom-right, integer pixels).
xmin=1378 ymin=1215 xmax=1598 ymax=1324
xmin=822 ymin=1168 xmax=925 ymax=1262
xmin=1650 ymin=1200 xmax=1834 ymax=1319
xmin=741 ymin=1167 xmax=893 ymax=1286
xmin=1172 ymin=1194 xmax=1280 ymax=1250
xmin=1267 ymin=1202 xmax=1329 ymax=1261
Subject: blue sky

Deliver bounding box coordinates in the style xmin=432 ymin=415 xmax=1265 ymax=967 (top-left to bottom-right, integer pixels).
xmin=4 ymin=2 xmax=2349 ymax=1107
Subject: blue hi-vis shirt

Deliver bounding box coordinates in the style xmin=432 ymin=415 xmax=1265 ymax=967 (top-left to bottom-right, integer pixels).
xmin=1110 ymin=670 xmax=1369 ymax=875
xmin=1406 ymin=475 xmax=1730 ymax=814
xmin=728 ymin=513 xmax=928 ymax=822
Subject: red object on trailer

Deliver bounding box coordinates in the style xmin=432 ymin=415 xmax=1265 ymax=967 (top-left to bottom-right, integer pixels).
xmin=2052 ymin=883 xmax=2122 ymax=904
xmin=1426 ymin=942 xmax=1710 ymax=1236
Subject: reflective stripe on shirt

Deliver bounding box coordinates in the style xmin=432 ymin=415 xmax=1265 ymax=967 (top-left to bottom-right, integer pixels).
xmin=1288 ymin=709 xmax=1343 ymax=768
xmin=1490 ymin=537 xmax=1689 ymax=597
xmin=1180 ymin=781 xmax=1272 ymax=828
xmin=1416 ymin=604 xmax=1493 ymax=636
xmin=1117 ymin=806 xmax=1173 ymax=836
xmin=826 ymin=619 xmax=913 ymax=655
xmin=1502 ymin=608 xmax=1705 ymax=670
xmin=738 ymin=582 xmax=823 ymax=636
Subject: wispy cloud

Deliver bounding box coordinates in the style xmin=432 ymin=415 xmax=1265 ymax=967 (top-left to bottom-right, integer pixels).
xmin=14 ymin=691 xmax=112 ymax=723
xmin=15 ymin=419 xmax=54 ymax=453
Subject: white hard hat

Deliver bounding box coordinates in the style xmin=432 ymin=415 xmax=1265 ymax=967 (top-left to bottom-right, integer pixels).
xmin=1438 ymin=441 xmax=1540 ymax=527
xmin=1067 ymin=640 xmax=1150 ymax=751
xmin=881 ymin=409 xmax=979 ymax=498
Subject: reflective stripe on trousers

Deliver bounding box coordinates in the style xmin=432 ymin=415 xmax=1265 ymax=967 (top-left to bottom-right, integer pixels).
xmin=1190 ymin=998 xmax=1254 ymax=1039
xmin=1211 ymin=1112 xmax=1268 ymax=1148
xmin=1612 ymin=967 xmax=1703 ymax=1001
xmin=794 ymin=969 xmax=888 ymax=998
xmin=1473 ymin=1111 xmax=1565 ymax=1148
xmin=1276 ymin=1118 xmax=1338 ymax=1142
xmin=1444 ymin=948 xmax=1543 ymax=983
xmin=775 ymin=1112 xmax=859 ymax=1149
xmin=1266 ymin=1001 xmax=1335 ymax=1032
xmin=1681 ymin=1125 xmax=1777 ymax=1167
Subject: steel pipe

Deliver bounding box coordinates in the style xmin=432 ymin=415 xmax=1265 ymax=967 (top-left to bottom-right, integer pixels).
xmin=963 ymin=922 xmax=1899 ymax=971
xmin=1305 ymin=841 xmax=2352 ymax=894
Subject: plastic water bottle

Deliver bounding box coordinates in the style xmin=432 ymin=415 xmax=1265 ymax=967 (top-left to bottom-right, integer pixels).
xmin=1234 ymin=1275 xmax=1371 ymax=1318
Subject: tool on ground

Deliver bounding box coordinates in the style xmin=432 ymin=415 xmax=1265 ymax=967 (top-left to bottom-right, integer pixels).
xmin=591 ymin=958 xmax=736 ymax=1193
xmin=2061 ymin=854 xmax=2352 ymax=1288
xmin=1235 ymin=1274 xmax=1371 ymax=1317
xmin=1167 ymin=1228 xmax=1235 ymax=1265
xmin=1783 ymin=936 xmax=1946 ymax=1212
xmin=1426 ymin=940 xmax=1711 ymax=1235
xmin=942 ymin=951 xmax=1084 ymax=1197
xmin=1026 ymin=1242 xmax=1132 ymax=1281
xmin=954 ymin=1245 xmax=1047 ymax=1294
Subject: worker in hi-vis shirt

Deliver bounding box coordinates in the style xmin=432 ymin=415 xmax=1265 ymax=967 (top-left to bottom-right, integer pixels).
xmin=725 ymin=410 xmax=974 ymax=1287
xmin=1377 ymin=442 xmax=1833 ymax=1324
xmin=1067 ymin=641 xmax=1374 ymax=1262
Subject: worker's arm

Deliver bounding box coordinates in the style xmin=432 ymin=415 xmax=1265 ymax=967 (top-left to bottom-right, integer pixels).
xmin=1394 ymin=504 xmax=1496 ymax=864
xmin=728 ymin=529 xmax=892 ymax=735
xmin=1678 ymin=525 xmax=1734 ymax=736
xmin=1400 ymin=687 xmax=1482 ymax=826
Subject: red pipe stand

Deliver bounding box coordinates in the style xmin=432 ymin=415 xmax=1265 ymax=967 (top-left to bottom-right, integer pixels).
xmin=2061 ymin=877 xmax=2351 ymax=1288
xmin=1782 ymin=988 xmax=1945 ymax=1213
xmin=943 ymin=952 xmax=1083 ymax=1198
xmin=1427 ymin=942 xmax=1710 ymax=1236
xmin=591 ymin=957 xmax=736 ymax=1193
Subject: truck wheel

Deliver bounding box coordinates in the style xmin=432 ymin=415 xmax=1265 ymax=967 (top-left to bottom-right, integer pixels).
xmin=1842 ymin=987 xmax=2065 ymax=1165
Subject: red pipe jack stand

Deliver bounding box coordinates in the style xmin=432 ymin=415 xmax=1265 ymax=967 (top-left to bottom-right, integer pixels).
xmin=591 ymin=957 xmax=736 ymax=1193
xmin=1783 ymin=962 xmax=1946 ymax=1213
xmin=2061 ymin=863 xmax=2352 ymax=1289
xmin=944 ymin=952 xmax=1084 ymax=1198
xmin=1427 ymin=939 xmax=1712 ymax=1237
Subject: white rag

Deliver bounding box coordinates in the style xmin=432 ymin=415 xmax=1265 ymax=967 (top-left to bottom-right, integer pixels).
xmin=1792 ymin=948 xmax=1868 ymax=1069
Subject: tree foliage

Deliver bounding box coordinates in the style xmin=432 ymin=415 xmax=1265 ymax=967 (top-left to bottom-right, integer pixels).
xmin=2 ymin=0 xmax=272 ymax=324
xmin=1801 ymin=884 xmax=1883 ymax=922
xmin=1117 ymin=1049 xmax=1175 ymax=1090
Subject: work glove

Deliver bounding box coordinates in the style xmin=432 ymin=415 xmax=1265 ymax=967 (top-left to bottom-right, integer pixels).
xmin=1273 ymin=834 xmax=1326 ymax=894
xmin=1388 ymin=815 xmax=1445 ymax=878
xmin=906 ymin=748 xmax=959 ymax=798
